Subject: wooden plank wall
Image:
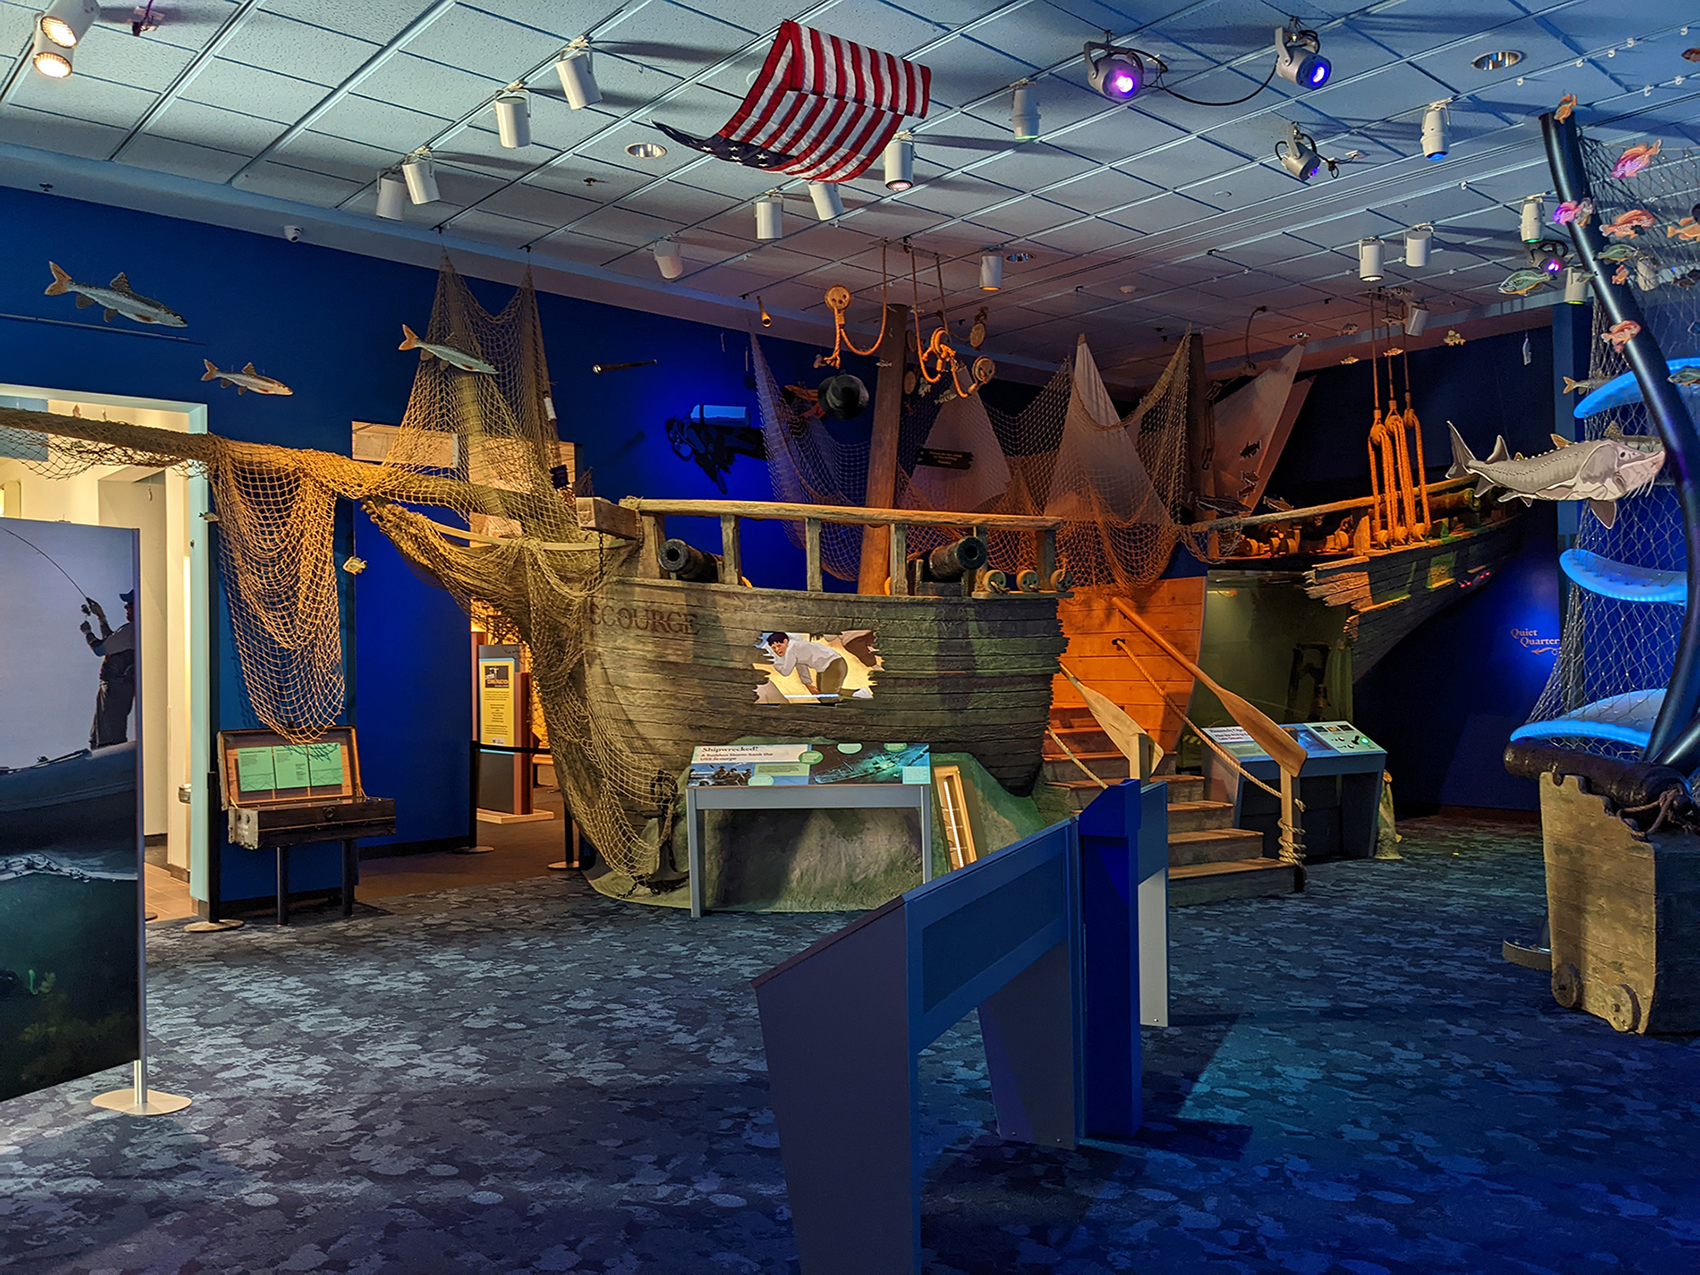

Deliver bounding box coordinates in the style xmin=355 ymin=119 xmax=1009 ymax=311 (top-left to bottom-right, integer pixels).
xmin=1051 ymin=579 xmax=1207 ymax=754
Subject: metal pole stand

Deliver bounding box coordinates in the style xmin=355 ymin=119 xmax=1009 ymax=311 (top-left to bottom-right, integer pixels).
xmin=456 ymin=739 xmax=496 ymax=854
xmin=547 ymin=818 xmax=588 ymax=871
xmin=92 ymin=1057 xmax=191 ymax=1116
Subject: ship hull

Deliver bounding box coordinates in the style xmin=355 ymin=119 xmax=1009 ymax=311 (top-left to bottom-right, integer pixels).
xmin=582 ymin=577 xmax=1068 ymax=794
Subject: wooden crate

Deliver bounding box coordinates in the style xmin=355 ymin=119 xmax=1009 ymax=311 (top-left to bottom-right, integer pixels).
xmin=1540 ymin=773 xmax=1700 ymax=1034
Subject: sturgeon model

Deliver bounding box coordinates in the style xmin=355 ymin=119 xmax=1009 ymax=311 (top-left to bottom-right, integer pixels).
xmin=44 ymin=262 xmax=185 ymax=327
xmin=1447 ymin=422 xmax=1666 ymax=527
xmin=398 ymin=324 xmax=496 ymax=374
xmin=202 ymin=360 xmax=293 ymax=396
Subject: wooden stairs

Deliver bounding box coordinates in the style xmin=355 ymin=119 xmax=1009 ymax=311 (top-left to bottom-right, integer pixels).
xmin=1044 ymin=706 xmax=1300 ymax=906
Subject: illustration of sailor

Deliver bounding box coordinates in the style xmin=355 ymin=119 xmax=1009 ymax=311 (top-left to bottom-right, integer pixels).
xmin=80 ymin=590 xmax=136 ymax=748
xmin=763 ymin=631 xmax=848 ymax=703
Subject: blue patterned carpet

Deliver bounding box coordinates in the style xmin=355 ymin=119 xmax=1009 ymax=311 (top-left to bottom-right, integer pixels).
xmin=2 ymin=817 xmax=1698 ymax=1274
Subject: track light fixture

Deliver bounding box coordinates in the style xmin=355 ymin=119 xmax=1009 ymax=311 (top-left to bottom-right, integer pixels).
xmin=376 ymin=173 xmax=407 ymax=221
xmin=555 ymin=40 xmax=601 ymax=109
xmin=654 ymin=239 xmax=683 ymax=281
xmin=883 ymin=134 xmax=914 ymax=191
xmin=39 ymin=0 xmax=98 ymax=49
xmin=980 ymin=253 xmax=1004 ymax=291
xmin=1274 ymin=22 xmax=1330 ymax=90
xmin=1404 ymin=223 xmax=1432 ymax=268
xmin=494 ymin=91 xmax=530 ymax=148
xmin=1563 ymin=267 xmax=1590 ymax=304
xmin=401 ymin=150 xmax=439 ymax=205
xmin=1358 ymin=238 xmax=1384 ymax=282
xmin=31 ymin=26 xmax=72 ymax=78
xmin=1421 ymin=103 xmax=1449 ymax=160
xmin=755 ymin=192 xmax=783 ymax=240
xmin=757 ymin=296 xmax=773 ymax=328
xmin=1085 ymin=39 xmax=1162 ymax=102
xmin=808 ymin=181 xmax=844 ymax=221
xmin=1011 ymin=83 xmax=1040 ymax=139
xmin=1276 ymin=121 xmax=1334 ymax=182
xmin=1528 ymin=238 xmax=1568 ymax=277
xmin=1405 ymin=302 xmax=1429 ymax=336
xmin=1520 ymin=195 xmax=1544 ymax=244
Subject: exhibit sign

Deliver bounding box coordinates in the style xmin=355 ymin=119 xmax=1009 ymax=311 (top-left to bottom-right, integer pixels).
xmin=478 ymin=649 xmax=519 ymax=747
xmin=0 ymin=517 xmax=142 ymax=1104
xmin=689 ymin=741 xmax=930 ymax=787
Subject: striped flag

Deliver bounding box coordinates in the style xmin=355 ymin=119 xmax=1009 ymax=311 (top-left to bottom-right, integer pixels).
xmin=654 ymin=21 xmax=930 ymax=182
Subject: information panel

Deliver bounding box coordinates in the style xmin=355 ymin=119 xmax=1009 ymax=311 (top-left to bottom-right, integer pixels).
xmin=688 ymin=741 xmax=931 ymax=788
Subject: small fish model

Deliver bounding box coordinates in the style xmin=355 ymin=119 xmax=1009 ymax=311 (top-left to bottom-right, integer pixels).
xmin=1600 ymin=209 xmax=1656 ymax=239
xmin=1444 ymin=329 xmax=1465 ymax=346
xmin=1447 ymin=423 xmax=1665 ymax=528
xmin=1563 ymin=375 xmax=1607 ymax=394
xmin=1499 ymin=267 xmax=1553 ymax=296
xmin=1611 ymin=140 xmax=1661 ymax=179
xmin=1613 ymin=264 xmax=1630 ymax=285
xmin=1678 ymin=271 xmax=1700 ymax=289
xmin=201 ymin=359 xmax=292 ymax=396
xmin=1597 ymin=243 xmax=1639 ymax=262
xmin=1555 ymin=93 xmax=1577 ymax=121
xmin=1603 ymin=320 xmax=1641 ymax=350
xmin=1670 ymin=366 xmax=1700 ymax=385
xmin=44 ymin=262 xmax=185 ymax=327
xmin=1553 ymin=197 xmax=1594 ymax=226
xmin=398 ymin=324 xmax=497 ymax=374
xmin=1668 ymin=217 xmax=1700 ymax=242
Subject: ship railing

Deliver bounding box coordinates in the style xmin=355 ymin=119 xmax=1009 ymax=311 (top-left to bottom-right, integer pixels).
xmin=620 ymin=497 xmax=1067 ymax=597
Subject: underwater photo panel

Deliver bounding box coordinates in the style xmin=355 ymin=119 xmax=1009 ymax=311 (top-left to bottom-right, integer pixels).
xmin=0 ymin=517 xmax=142 ymax=1104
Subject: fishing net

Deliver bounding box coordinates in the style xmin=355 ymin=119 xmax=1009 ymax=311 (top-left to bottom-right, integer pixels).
xmin=1524 ymin=135 xmax=1700 ymax=760
xmin=0 ymin=259 xmax=671 ymax=878
xmin=756 ymin=328 xmax=1221 ymax=588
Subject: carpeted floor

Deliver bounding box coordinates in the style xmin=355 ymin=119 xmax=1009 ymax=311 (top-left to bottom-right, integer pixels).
xmin=2 ymin=817 xmax=1698 ymax=1274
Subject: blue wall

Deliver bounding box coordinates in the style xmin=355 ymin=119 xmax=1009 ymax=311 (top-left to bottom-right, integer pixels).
xmin=0 ymin=186 xmax=826 ymax=901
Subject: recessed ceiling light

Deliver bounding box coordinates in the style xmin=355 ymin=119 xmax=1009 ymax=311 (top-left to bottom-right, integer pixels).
xmin=1472 ymin=50 xmax=1522 ymax=71
xmin=1118 ymin=285 xmax=1136 ymax=294
xmin=626 ymin=142 xmax=666 ymax=159
xmin=1212 ymin=189 xmax=1232 ymax=198
xmin=1290 ymin=330 xmax=1310 ymax=340
xmin=1005 ymin=251 xmax=1032 ymax=262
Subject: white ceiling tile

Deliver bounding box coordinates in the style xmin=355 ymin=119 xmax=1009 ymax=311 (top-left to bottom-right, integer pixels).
xmin=1353 ymin=0 xmax=1531 ymax=61
xmin=268 ymin=133 xmax=398 ymax=184
xmin=901 ymin=172 xmax=1024 ymax=218
xmin=595 ymin=3 xmax=767 ymax=78
xmin=0 ymin=104 xmax=127 ymax=160
xmin=402 ymin=7 xmax=565 ymax=82
xmin=236 ymin=160 xmax=365 ymax=206
xmin=567 ymin=205 xmax=688 ymax=248
xmin=181 ymin=60 xmax=333 ymax=124
xmin=529 ymin=154 xmax=657 ymax=202
xmin=919 ymin=34 xmax=1033 ymax=111
xmin=1044 ymin=166 xmax=1162 ymax=214
xmin=811 ymin=0 xmax=949 ymax=57
xmin=441 ymin=208 xmax=558 ymax=247
xmin=1031 ymin=218 xmax=1140 ymax=254
xmin=218 ymin=14 xmax=380 ymax=87
xmin=71 ymin=24 xmax=197 ymax=93
xmin=266 ymin=0 xmax=433 ymax=44
xmin=527 ymin=232 xmax=631 ymax=268
xmin=966 ymin=195 xmax=1087 ymax=237
xmin=352 ymin=54 xmax=506 ymax=121
xmin=467 ymin=0 xmax=625 ymax=40
xmin=146 ymin=100 xmax=287 ymax=155
xmin=1107 ymin=192 xmax=1220 ymax=233
xmin=310 ymin=95 xmax=452 ymax=152
xmin=619 ymin=182 xmax=745 ymax=224
xmin=117 ymin=133 xmax=251 ymax=183
xmin=479 ymin=181 xmax=606 ymax=228
xmin=9 ymin=72 xmax=155 ymax=132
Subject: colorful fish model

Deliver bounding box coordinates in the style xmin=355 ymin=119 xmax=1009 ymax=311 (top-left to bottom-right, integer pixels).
xmin=1600 ymin=209 xmax=1657 ymax=239
xmin=1611 ymin=140 xmax=1662 ymax=179
xmin=1668 ymin=217 xmax=1700 ymax=242
xmin=1555 ymin=93 xmax=1577 ymax=121
xmin=1670 ymin=366 xmax=1700 ymax=386
xmin=1499 ymin=267 xmax=1554 ymax=296
xmin=1444 ymin=329 xmax=1465 ymax=346
xmin=1613 ymin=264 xmax=1630 ymax=285
xmin=44 ymin=262 xmax=185 ymax=327
xmin=1597 ymin=243 xmax=1639 ymax=262
xmin=398 ymin=324 xmax=497 ymax=374
xmin=201 ymin=360 xmax=292 ymax=396
xmin=1563 ymin=375 xmax=1607 ymax=394
xmin=1553 ymin=197 xmax=1594 ymax=226
xmin=1447 ymin=423 xmax=1665 ymax=528
xmin=1602 ymin=320 xmax=1641 ymax=350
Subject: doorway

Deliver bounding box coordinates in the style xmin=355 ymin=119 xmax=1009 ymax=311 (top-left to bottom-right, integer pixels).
xmin=0 ymin=387 xmax=210 ymax=898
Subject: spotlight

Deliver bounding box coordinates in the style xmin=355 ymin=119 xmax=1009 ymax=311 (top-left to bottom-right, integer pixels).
xmin=755 ymin=193 xmax=783 ymax=240
xmin=883 ymin=135 xmax=913 ymax=191
xmin=1011 ymin=84 xmax=1040 ymax=139
xmin=1528 ymin=239 xmax=1567 ymax=276
xmin=401 ymin=150 xmax=439 ymax=205
xmin=376 ymin=173 xmax=407 ymax=221
xmin=494 ymin=91 xmax=530 ymax=148
xmin=1405 ymin=223 xmax=1433 ymax=268
xmin=808 ymin=181 xmax=844 ymax=221
xmin=1563 ymin=267 xmax=1590 ymax=304
xmin=555 ymin=44 xmax=601 ymax=110
xmin=31 ymin=27 xmax=72 ymax=78
xmin=1085 ymin=41 xmax=1157 ymax=102
xmin=654 ymin=240 xmax=683 ymax=281
xmin=757 ymin=296 xmax=773 ymax=328
xmin=1276 ymin=121 xmax=1324 ymax=182
xmin=980 ymin=253 xmax=1003 ymax=291
xmin=1420 ymin=104 xmax=1449 ymax=159
xmin=1274 ymin=23 xmax=1330 ymax=90
xmin=1405 ymin=303 xmax=1429 ymax=336
xmin=1520 ymin=196 xmax=1544 ymax=244
xmin=1358 ymin=238 xmax=1384 ymax=282
xmin=39 ymin=0 xmax=97 ymax=48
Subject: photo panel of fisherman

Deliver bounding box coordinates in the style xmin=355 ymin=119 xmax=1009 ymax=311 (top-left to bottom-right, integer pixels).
xmin=752 ymin=630 xmax=879 ymax=704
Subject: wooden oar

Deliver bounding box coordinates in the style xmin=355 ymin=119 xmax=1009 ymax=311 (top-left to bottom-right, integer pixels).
xmin=1059 ymin=663 xmax=1162 ymax=778
xmin=1109 ymin=596 xmax=1306 ymax=777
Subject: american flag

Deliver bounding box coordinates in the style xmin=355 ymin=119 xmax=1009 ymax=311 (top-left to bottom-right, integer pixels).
xmin=655 ymin=21 xmax=930 ymax=182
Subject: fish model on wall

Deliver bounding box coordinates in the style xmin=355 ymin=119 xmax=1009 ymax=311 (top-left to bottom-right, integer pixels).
xmin=1600 ymin=209 xmax=1657 ymax=239
xmin=44 ymin=262 xmax=185 ymax=327
xmin=1446 ymin=423 xmax=1665 ymax=528
xmin=201 ymin=360 xmax=292 ymax=396
xmin=1611 ymin=140 xmax=1662 ymax=179
xmin=398 ymin=325 xmax=497 ymax=374
xmin=1603 ymin=320 xmax=1641 ymax=350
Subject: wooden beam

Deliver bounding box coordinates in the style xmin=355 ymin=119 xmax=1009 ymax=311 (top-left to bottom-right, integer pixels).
xmin=858 ymin=303 xmax=909 ymax=594
xmin=575 ymin=496 xmax=641 ymax=540
xmin=804 ymin=518 xmax=823 ymax=591
xmin=888 ymin=522 xmax=908 ymax=596
xmin=630 ymin=496 xmax=1060 ymax=531
xmin=639 ymin=512 xmax=666 ymax=579
xmin=719 ymin=514 xmax=741 ymax=585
